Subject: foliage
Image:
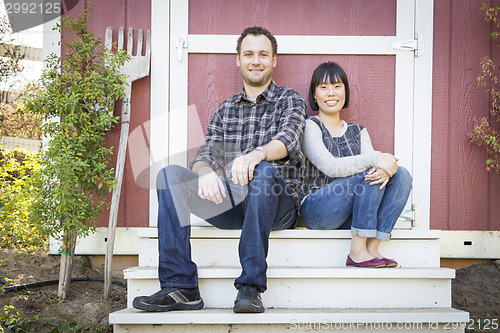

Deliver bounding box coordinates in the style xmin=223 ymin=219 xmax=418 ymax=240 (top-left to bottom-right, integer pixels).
xmin=22 ymin=6 xmax=129 ymax=253
xmin=0 ymin=103 xmax=42 ymax=140
xmin=0 ymin=305 xmax=110 ymax=333
xmin=468 ymin=3 xmax=500 ymax=172
xmin=0 ymin=8 xmax=41 ymax=140
xmin=0 ymin=149 xmax=46 ymax=250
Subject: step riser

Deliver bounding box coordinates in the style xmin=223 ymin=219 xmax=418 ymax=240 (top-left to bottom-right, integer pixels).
xmin=126 ymin=277 xmax=451 ymax=309
xmin=139 ymin=238 xmax=440 ymax=268
xmin=114 ymin=323 xmax=464 ymax=333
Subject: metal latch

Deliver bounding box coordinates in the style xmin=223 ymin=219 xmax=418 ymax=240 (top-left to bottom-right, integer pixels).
xmin=392 ymin=33 xmax=424 ymax=57
xmin=176 ymin=37 xmax=187 ymax=62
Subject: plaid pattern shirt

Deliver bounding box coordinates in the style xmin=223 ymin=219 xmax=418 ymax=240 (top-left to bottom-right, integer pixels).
xmin=189 ymin=80 xmax=307 ymax=209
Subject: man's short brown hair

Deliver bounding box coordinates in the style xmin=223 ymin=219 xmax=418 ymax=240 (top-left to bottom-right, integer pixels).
xmin=236 ymin=26 xmax=278 ymax=56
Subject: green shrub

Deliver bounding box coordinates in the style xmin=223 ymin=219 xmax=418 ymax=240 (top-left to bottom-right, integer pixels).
xmin=0 ymin=148 xmax=46 ymax=249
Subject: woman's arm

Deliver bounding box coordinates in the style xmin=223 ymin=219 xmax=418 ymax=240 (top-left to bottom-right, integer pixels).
xmin=302 ymin=119 xmax=379 ymax=178
xmin=360 ymin=124 xmax=399 ymax=177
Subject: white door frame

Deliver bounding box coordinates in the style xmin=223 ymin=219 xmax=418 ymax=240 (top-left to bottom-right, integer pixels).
xmin=149 ymin=0 xmax=434 ymax=230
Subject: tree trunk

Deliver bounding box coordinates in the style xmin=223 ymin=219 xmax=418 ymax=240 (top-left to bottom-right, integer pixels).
xmin=57 ymin=229 xmax=77 ymax=299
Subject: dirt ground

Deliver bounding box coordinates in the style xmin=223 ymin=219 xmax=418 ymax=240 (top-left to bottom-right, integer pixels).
xmin=0 ymin=248 xmax=127 ymax=332
xmin=0 ymin=249 xmax=499 ymax=332
xmin=452 ymin=259 xmax=500 ymax=318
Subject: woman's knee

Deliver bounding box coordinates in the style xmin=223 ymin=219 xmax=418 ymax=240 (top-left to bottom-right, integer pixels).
xmin=393 ymin=166 xmax=413 ymax=190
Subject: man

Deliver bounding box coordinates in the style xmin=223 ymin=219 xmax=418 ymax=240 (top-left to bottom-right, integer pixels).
xmin=133 ymin=26 xmax=306 ymax=313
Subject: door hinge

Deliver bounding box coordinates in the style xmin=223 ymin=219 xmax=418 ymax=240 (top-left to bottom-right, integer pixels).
xmin=392 ymin=33 xmax=424 ymax=57
xmin=399 ymin=204 xmax=422 ymax=228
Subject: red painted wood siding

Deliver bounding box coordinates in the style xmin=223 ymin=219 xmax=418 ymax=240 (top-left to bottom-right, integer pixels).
xmin=187 ymin=54 xmax=395 ymax=163
xmin=189 ymin=0 xmax=396 ymax=36
xmin=68 ymin=0 xmax=500 ymax=231
xmin=187 ymin=0 xmax=397 ymax=162
xmin=65 ymin=0 xmax=151 ymax=228
xmin=431 ymin=0 xmax=500 ymax=231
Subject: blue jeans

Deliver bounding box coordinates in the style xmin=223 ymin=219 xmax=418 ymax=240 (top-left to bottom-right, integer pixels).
xmin=300 ymin=167 xmax=412 ymax=240
xmin=156 ymin=162 xmax=297 ymax=292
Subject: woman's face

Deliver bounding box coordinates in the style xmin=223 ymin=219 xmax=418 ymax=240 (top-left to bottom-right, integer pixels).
xmin=314 ymin=81 xmax=346 ymax=115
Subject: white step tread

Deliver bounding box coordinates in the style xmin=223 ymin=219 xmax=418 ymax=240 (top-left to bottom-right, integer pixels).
xmin=110 ymin=307 xmax=468 ymax=325
xmin=124 ymin=266 xmax=455 ymax=280
xmin=138 ymin=227 xmax=441 ymax=239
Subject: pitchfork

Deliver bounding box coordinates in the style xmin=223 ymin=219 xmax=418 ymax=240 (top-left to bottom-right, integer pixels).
xmin=103 ymin=27 xmax=151 ymax=299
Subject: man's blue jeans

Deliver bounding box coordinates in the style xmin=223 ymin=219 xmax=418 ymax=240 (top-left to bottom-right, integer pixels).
xmin=156 ymin=162 xmax=296 ymax=292
xmin=300 ymin=167 xmax=412 ymax=240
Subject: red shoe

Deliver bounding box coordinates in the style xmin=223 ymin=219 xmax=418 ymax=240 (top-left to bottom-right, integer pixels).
xmin=381 ymin=257 xmax=398 ymax=268
xmin=346 ymin=255 xmax=385 ymax=268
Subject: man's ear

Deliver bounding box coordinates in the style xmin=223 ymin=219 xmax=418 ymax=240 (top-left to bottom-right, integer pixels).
xmin=236 ymin=54 xmax=241 ymax=67
xmin=273 ymin=54 xmax=277 ymax=68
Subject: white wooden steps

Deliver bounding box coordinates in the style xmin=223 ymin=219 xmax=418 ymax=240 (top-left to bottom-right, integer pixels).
xmin=109 ymin=227 xmax=469 ymax=332
xmin=111 ymin=308 xmax=468 ymax=332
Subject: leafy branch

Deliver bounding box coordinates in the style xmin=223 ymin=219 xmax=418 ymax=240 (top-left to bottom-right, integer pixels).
xmin=468 ymin=3 xmax=500 ymax=172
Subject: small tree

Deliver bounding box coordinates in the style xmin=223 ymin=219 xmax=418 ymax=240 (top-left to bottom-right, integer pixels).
xmin=468 ymin=3 xmax=500 ymax=172
xmin=23 ymin=5 xmax=129 ymax=298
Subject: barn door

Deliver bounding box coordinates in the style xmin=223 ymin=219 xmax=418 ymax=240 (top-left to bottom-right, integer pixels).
xmin=150 ymin=0 xmax=434 ymax=230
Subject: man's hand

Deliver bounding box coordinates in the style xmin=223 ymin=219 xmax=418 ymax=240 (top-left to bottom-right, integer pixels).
xmin=377 ymin=153 xmax=399 ymax=177
xmin=365 ymin=167 xmax=391 ymax=189
xmin=231 ymin=149 xmax=266 ymax=185
xmin=196 ymin=165 xmax=226 ymax=204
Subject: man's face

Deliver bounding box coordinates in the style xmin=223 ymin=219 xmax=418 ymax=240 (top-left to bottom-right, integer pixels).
xmin=237 ymin=34 xmax=277 ymax=89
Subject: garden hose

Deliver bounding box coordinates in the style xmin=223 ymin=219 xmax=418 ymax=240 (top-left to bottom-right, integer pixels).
xmin=2 ymin=277 xmax=126 ymax=293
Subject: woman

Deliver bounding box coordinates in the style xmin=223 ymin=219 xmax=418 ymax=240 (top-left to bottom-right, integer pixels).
xmin=299 ymin=61 xmax=412 ymax=268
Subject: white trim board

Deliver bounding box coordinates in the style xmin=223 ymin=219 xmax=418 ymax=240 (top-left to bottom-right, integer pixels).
xmin=440 ymin=231 xmax=500 ymax=259
xmin=149 ymin=0 xmax=171 ymax=226
xmin=153 ymin=0 xmax=431 ymax=229
xmin=187 ymin=35 xmax=398 ymax=55
xmin=49 ymin=228 xmax=141 ymax=255
xmin=411 ymin=0 xmax=434 ymax=231
xmin=53 ymin=228 xmax=500 ymax=260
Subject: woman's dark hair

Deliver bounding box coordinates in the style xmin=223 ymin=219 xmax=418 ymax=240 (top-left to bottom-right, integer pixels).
xmin=308 ymin=61 xmax=350 ymax=111
xmin=236 ymin=26 xmax=278 ymax=56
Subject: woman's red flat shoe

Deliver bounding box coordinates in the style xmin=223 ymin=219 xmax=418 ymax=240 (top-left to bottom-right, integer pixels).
xmin=346 ymin=255 xmax=385 ymax=268
xmin=381 ymin=257 xmax=398 ymax=267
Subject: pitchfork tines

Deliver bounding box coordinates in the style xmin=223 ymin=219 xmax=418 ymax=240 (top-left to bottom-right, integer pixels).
xmin=104 ymin=26 xmax=151 ymax=83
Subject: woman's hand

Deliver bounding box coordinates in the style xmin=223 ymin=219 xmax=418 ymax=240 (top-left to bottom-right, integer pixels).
xmin=365 ymin=167 xmax=391 ymax=189
xmin=377 ymin=153 xmax=399 ymax=177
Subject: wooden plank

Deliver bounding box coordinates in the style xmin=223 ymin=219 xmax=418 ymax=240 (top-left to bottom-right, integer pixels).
xmin=188 ymin=0 xmax=396 ymax=36
xmin=0 ymin=90 xmax=23 ymax=104
xmin=448 ymin=0 xmax=491 ymax=230
xmin=412 ymin=0 xmax=434 ymax=230
xmin=0 ymin=44 xmax=43 ymax=61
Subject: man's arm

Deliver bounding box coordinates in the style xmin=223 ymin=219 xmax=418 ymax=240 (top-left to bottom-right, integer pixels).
xmin=230 ymin=139 xmax=287 ymax=185
xmin=189 ymin=108 xmax=227 ymax=204
xmin=231 ymin=93 xmax=307 ymax=185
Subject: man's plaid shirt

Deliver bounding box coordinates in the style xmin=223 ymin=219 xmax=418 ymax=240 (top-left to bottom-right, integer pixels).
xmin=189 ymin=80 xmax=307 ymax=209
